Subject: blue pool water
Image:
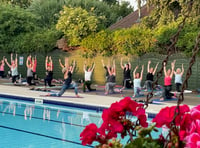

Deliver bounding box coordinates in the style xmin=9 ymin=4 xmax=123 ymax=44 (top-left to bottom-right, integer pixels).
xmin=0 ymin=96 xmax=162 ymax=148
xmin=0 ymin=97 xmax=102 ymax=148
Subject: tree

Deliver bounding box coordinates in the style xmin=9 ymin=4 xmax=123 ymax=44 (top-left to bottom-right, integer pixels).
xmin=0 ymin=3 xmax=39 ymax=52
xmin=146 ymin=0 xmax=200 ymax=27
xmin=80 ymin=30 xmax=113 ymax=57
xmin=101 ymin=0 xmax=118 ymax=5
xmin=0 ymin=0 xmax=32 ymax=8
xmin=64 ymin=0 xmax=133 ymax=28
xmin=56 ymin=6 xmax=98 ymax=46
xmin=28 ymin=0 xmax=66 ymax=27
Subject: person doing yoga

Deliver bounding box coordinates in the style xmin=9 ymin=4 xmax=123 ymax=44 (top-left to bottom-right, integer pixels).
xmin=160 ymin=61 xmax=176 ymax=101
xmin=132 ymin=65 xmax=144 ymax=98
xmin=48 ymin=60 xmax=80 ymax=97
xmin=5 ymin=53 xmax=19 ymax=84
xmin=83 ymin=61 xmax=96 ymax=92
xmin=120 ymin=57 xmax=132 ymax=91
xmin=26 ymin=55 xmax=34 ymax=86
xmin=44 ymin=56 xmax=54 ymax=88
xmin=105 ymin=60 xmax=116 ymax=95
xmin=174 ymin=62 xmax=184 ymax=92
xmin=144 ymin=60 xmax=159 ymax=91
xmin=0 ymin=56 xmax=5 ymax=78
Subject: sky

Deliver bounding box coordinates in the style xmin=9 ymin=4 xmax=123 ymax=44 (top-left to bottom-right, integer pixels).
xmin=120 ymin=0 xmax=146 ymax=10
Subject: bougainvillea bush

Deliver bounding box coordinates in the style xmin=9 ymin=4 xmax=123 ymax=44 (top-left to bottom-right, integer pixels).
xmin=80 ymin=97 xmax=200 ymax=148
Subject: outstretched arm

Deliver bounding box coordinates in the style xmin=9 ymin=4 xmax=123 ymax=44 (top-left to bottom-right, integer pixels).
xmin=45 ymin=56 xmax=48 ymax=70
xmin=15 ymin=54 xmax=18 ymax=67
xmin=101 ymin=59 xmax=105 ymax=67
xmin=113 ymin=60 xmax=116 ymax=74
xmin=4 ymin=58 xmax=11 ymax=68
xmin=120 ymin=58 xmax=124 ymax=69
xmin=170 ymin=60 xmax=175 ymax=78
xmin=181 ymin=64 xmax=184 ymax=75
xmin=26 ymin=56 xmax=30 ymax=68
xmin=71 ymin=60 xmax=76 ymax=73
xmin=163 ymin=62 xmax=167 ymax=76
xmin=83 ymin=61 xmax=86 ymax=71
xmin=91 ymin=62 xmax=95 ymax=72
xmin=59 ymin=59 xmax=64 ymax=69
xmin=133 ymin=66 xmax=138 ymax=78
xmin=140 ymin=65 xmax=144 ymax=80
xmin=147 ymin=60 xmax=151 ymax=73
xmin=153 ymin=62 xmax=159 ymax=75
xmin=34 ymin=55 xmax=37 ymax=67
xmin=11 ymin=53 xmax=13 ymax=63
xmin=49 ymin=56 xmax=53 ymax=71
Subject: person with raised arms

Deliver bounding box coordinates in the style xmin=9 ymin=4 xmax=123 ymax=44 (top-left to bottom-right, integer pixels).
xmin=132 ymin=65 xmax=144 ymax=98
xmin=47 ymin=59 xmax=80 ymax=97
xmin=83 ymin=61 xmax=96 ymax=92
xmin=5 ymin=53 xmax=19 ymax=84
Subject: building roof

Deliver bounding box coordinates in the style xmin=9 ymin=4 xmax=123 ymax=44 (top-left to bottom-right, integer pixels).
xmin=109 ymin=4 xmax=153 ymax=30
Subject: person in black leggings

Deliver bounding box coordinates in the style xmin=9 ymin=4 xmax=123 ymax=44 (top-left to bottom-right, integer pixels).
xmin=44 ymin=56 xmax=54 ymax=88
xmin=120 ymin=57 xmax=132 ymax=91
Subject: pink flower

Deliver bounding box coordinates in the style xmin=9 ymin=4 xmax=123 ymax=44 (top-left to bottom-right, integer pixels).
xmin=191 ymin=105 xmax=200 ymax=120
xmin=185 ymin=133 xmax=200 ymax=148
xmin=80 ymin=123 xmax=98 ymax=145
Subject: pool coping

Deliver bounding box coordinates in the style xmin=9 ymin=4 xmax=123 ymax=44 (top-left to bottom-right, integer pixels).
xmin=0 ymin=93 xmax=157 ymax=118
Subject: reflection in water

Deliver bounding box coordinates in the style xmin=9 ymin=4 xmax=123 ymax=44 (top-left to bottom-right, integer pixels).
xmin=81 ymin=112 xmax=91 ymax=125
xmin=24 ymin=105 xmax=34 ymax=120
xmin=43 ymin=108 xmax=51 ymax=121
xmin=162 ymin=125 xmax=169 ymax=138
xmin=2 ymin=102 xmax=16 ymax=116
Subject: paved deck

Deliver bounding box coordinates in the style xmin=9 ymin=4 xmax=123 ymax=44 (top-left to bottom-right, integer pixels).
xmin=0 ymin=79 xmax=199 ymax=114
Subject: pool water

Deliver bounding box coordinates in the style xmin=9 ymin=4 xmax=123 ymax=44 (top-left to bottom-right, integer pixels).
xmin=0 ymin=97 xmax=162 ymax=148
xmin=0 ymin=97 xmax=102 ymax=148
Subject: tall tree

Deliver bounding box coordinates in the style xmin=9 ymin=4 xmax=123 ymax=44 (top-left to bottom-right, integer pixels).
xmin=0 ymin=0 xmax=32 ymax=8
xmin=28 ymin=0 xmax=66 ymax=27
xmin=56 ymin=6 xmax=98 ymax=46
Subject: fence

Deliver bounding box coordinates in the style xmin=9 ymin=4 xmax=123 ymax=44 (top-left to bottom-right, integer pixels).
xmin=0 ymin=51 xmax=199 ymax=90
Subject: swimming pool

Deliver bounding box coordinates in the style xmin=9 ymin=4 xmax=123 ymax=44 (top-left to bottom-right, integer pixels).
xmin=0 ymin=97 xmax=103 ymax=148
xmin=0 ymin=96 xmax=162 ymax=148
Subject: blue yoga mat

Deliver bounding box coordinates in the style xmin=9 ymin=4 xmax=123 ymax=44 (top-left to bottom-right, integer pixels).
xmin=152 ymin=98 xmax=178 ymax=103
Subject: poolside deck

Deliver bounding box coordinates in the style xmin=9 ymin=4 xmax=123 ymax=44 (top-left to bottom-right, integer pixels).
xmin=0 ymin=78 xmax=199 ymax=114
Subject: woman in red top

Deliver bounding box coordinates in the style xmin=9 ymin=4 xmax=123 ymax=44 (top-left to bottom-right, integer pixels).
xmin=160 ymin=60 xmax=175 ymax=100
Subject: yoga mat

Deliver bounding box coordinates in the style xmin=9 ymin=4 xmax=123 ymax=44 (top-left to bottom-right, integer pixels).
xmin=131 ymin=98 xmax=163 ymax=105
xmin=40 ymin=95 xmax=83 ymax=98
xmin=33 ymin=86 xmax=62 ymax=89
xmin=3 ymin=82 xmax=27 ymax=86
xmin=97 ymin=85 xmax=123 ymax=88
xmin=171 ymin=90 xmax=192 ymax=94
xmin=30 ymin=88 xmax=57 ymax=93
xmin=152 ymin=98 xmax=178 ymax=103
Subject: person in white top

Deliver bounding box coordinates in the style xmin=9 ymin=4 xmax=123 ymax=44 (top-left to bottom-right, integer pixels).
xmin=83 ymin=61 xmax=96 ymax=92
xmin=133 ymin=65 xmax=144 ymax=98
xmin=174 ymin=61 xmax=184 ymax=92
xmin=5 ymin=53 xmax=19 ymax=84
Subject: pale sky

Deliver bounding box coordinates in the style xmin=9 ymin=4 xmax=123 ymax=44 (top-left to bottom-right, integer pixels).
xmin=120 ymin=0 xmax=146 ymax=10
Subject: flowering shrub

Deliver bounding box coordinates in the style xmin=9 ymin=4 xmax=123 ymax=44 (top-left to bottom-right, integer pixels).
xmin=80 ymin=97 xmax=200 ymax=148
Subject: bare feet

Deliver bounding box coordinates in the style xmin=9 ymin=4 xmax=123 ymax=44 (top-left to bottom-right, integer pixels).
xmin=160 ymin=98 xmax=164 ymax=101
xmin=76 ymin=95 xmax=81 ymax=98
xmin=46 ymin=93 xmax=50 ymax=96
